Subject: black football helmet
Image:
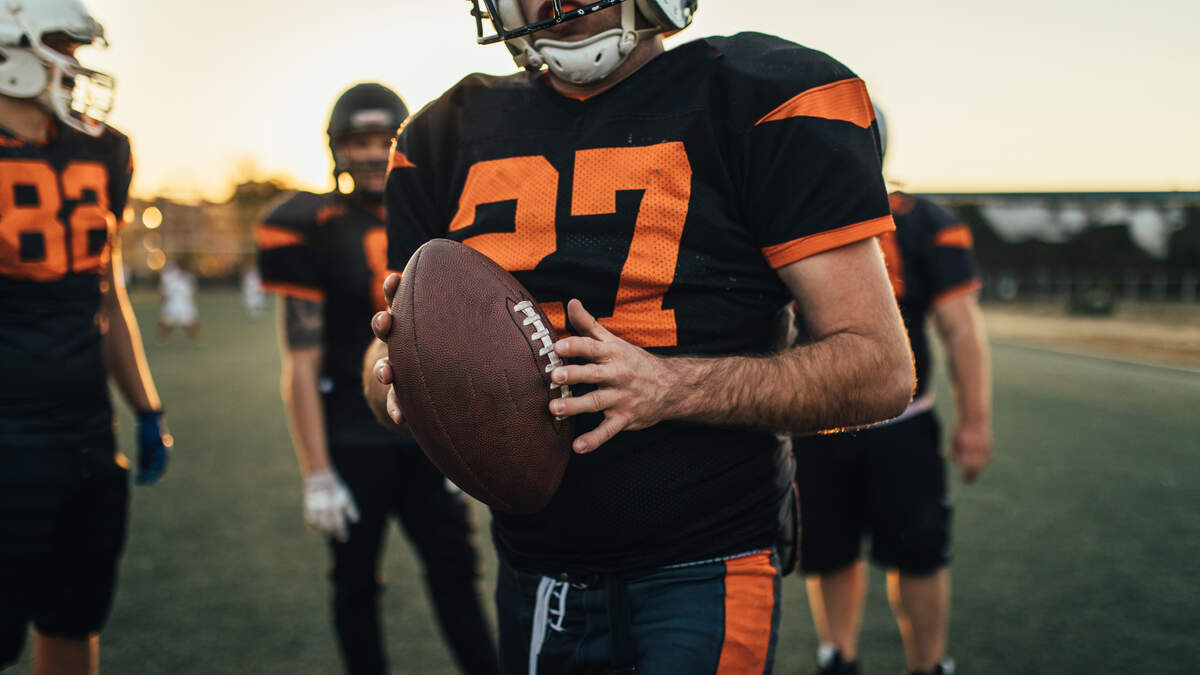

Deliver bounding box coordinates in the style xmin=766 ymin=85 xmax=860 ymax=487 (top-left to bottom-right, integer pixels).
xmin=327 ymin=82 xmax=409 ymax=184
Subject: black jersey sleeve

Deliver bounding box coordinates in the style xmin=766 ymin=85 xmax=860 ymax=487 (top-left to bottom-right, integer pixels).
xmin=916 ymin=197 xmax=981 ymax=305
xmin=105 ymin=129 xmax=134 ymax=227
xmin=384 ymin=97 xmax=457 ymax=274
xmin=256 ymin=191 xmax=325 ymax=302
xmin=716 ymin=34 xmax=893 ymax=269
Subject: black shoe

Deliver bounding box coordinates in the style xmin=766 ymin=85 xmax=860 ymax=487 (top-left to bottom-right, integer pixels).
xmin=815 ymin=650 xmax=859 ymax=675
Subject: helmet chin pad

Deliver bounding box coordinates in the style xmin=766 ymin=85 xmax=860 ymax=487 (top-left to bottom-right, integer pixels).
xmin=534 ymin=27 xmax=634 ymax=84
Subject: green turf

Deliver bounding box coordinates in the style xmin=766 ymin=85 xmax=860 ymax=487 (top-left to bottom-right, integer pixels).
xmin=13 ymin=290 xmax=1200 ymax=673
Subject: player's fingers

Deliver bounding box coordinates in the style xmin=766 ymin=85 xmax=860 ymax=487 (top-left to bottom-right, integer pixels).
xmin=382 ymin=273 xmax=401 ymax=306
xmin=550 ymin=362 xmax=611 ymax=387
xmin=374 ymin=356 xmax=393 ymax=384
xmin=565 ymin=298 xmax=613 ymax=341
xmin=372 ymin=310 xmax=392 ymax=341
xmin=386 ymin=389 xmax=406 ymax=425
xmin=344 ymin=497 xmax=361 ymax=524
xmin=554 ymin=336 xmax=609 ymax=362
xmin=550 ymin=386 xmax=617 ymax=417
xmin=572 ymin=412 xmax=628 ymax=454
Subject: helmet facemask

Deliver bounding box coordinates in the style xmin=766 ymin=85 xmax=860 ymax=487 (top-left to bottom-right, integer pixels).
xmin=33 ymin=40 xmax=114 ymax=138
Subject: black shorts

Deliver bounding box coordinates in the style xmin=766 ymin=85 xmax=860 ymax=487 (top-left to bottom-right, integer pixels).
xmin=0 ymin=436 xmax=129 ymax=666
xmin=793 ymin=411 xmax=951 ymax=575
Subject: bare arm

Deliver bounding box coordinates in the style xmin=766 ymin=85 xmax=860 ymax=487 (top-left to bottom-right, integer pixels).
xmin=932 ymin=291 xmax=993 ymax=482
xmin=550 ymin=238 xmax=915 ymax=452
xmin=278 ymin=296 xmax=331 ymax=476
xmin=100 ymin=240 xmax=162 ymax=413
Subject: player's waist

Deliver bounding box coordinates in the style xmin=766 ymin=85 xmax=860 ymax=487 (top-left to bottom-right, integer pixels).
xmin=0 ymin=406 xmax=113 ymax=449
xmin=491 ymin=426 xmax=789 ymax=575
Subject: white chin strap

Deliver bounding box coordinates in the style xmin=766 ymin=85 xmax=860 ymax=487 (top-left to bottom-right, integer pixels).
xmin=525 ymin=1 xmax=650 ymax=86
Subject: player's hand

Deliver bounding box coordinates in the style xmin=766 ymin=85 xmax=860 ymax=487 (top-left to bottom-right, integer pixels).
xmin=951 ymin=419 xmax=992 ymax=483
xmin=135 ymin=410 xmax=173 ymax=485
xmin=548 ymin=299 xmax=676 ymax=454
xmin=303 ymin=469 xmax=360 ymax=542
xmin=371 ymin=273 xmax=405 ymax=425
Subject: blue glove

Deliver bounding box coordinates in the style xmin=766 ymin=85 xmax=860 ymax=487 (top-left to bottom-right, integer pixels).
xmin=136 ymin=410 xmax=173 ymax=485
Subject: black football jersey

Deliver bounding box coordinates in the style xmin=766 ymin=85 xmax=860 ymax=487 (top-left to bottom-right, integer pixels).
xmin=881 ymin=193 xmax=980 ymax=398
xmin=256 ymin=191 xmax=399 ymax=448
xmin=386 ymin=32 xmax=893 ymax=575
xmin=0 ymin=122 xmax=133 ymax=447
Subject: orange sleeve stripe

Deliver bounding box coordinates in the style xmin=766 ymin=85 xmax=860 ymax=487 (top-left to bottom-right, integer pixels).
xmin=932 ymin=278 xmax=982 ymax=307
xmin=387 ymin=148 xmax=416 ymax=172
xmin=755 ymin=78 xmax=875 ymax=128
xmin=761 ymin=215 xmax=895 ymax=269
xmin=256 ymin=225 xmax=305 ymax=250
xmin=261 ymin=281 xmax=325 ymax=302
xmin=934 ymin=223 xmax=973 ymax=249
xmin=715 ymin=551 xmax=777 ymax=675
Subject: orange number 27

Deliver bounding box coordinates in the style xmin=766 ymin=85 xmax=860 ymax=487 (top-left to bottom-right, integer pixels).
xmin=448 ymin=142 xmax=692 ymax=348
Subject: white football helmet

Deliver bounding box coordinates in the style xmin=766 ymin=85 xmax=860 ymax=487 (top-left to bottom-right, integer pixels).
xmin=469 ymin=0 xmax=696 ymax=85
xmin=0 ymin=0 xmax=114 ymax=137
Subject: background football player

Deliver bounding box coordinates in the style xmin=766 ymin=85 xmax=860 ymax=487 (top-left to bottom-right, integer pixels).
xmin=256 ymin=82 xmax=500 ymax=675
xmin=365 ymin=0 xmax=915 ymax=671
xmin=792 ymin=107 xmax=994 ymax=675
xmin=0 ymin=1 xmax=172 ymax=673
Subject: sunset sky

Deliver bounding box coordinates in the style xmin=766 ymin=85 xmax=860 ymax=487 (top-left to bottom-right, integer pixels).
xmin=83 ymin=0 xmax=1200 ymax=201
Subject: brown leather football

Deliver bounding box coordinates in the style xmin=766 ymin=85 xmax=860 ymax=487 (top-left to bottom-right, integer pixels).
xmin=387 ymin=239 xmax=573 ymax=514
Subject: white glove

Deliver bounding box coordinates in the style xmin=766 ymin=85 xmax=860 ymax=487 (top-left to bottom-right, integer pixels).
xmin=304 ymin=470 xmax=360 ymax=542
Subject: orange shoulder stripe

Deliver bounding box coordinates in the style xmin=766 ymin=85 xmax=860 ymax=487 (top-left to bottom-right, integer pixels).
xmin=932 ymin=278 xmax=982 ymax=307
xmin=755 ymin=78 xmax=875 ymax=128
xmin=761 ymin=215 xmax=895 ymax=269
xmin=888 ymin=192 xmax=916 ymax=216
xmin=256 ymin=225 xmax=305 ymax=250
xmin=387 ymin=148 xmax=416 ymax=172
xmin=934 ymin=223 xmax=973 ymax=249
xmin=261 ymin=281 xmax=324 ymax=302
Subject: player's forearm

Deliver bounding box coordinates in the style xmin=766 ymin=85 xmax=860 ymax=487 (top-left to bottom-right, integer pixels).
xmin=666 ymin=329 xmax=913 ymax=433
xmin=101 ymin=261 xmax=162 ymax=413
xmin=943 ymin=305 xmax=992 ymax=425
xmin=280 ymin=352 xmax=332 ymax=475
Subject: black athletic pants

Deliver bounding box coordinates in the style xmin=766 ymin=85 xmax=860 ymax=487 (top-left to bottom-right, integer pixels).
xmin=328 ymin=441 xmax=499 ymax=675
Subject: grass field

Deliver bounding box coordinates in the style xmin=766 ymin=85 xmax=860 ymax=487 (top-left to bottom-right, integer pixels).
xmin=14 ymin=289 xmax=1200 ymax=674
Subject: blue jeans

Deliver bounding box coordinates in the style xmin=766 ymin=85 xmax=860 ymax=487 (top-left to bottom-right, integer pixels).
xmin=496 ymin=550 xmax=781 ymax=674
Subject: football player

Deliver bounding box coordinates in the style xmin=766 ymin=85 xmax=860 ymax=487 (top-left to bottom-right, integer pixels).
xmin=256 ymin=82 xmax=500 ymax=675
xmin=364 ymin=1 xmax=916 ymax=672
xmin=0 ymin=1 xmax=172 ymax=673
xmin=792 ymin=107 xmax=994 ymax=675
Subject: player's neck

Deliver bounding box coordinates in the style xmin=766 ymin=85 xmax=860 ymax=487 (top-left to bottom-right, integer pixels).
xmin=0 ymin=96 xmax=52 ymax=144
xmin=545 ymin=35 xmax=665 ymax=101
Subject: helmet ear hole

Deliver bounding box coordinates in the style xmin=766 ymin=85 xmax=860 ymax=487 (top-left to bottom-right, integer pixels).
xmin=0 ymin=47 xmax=49 ymax=98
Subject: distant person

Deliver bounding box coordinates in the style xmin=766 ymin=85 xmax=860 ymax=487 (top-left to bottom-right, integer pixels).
xmin=156 ymin=260 xmax=201 ymax=342
xmin=0 ymin=1 xmax=173 ymax=672
xmin=242 ymin=265 xmax=265 ymax=320
xmin=255 ymin=82 xmax=499 ymax=675
xmin=794 ymin=107 xmax=994 ymax=675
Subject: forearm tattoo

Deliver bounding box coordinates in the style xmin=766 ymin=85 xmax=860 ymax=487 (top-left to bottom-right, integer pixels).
xmin=284 ymin=296 xmax=324 ymax=348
